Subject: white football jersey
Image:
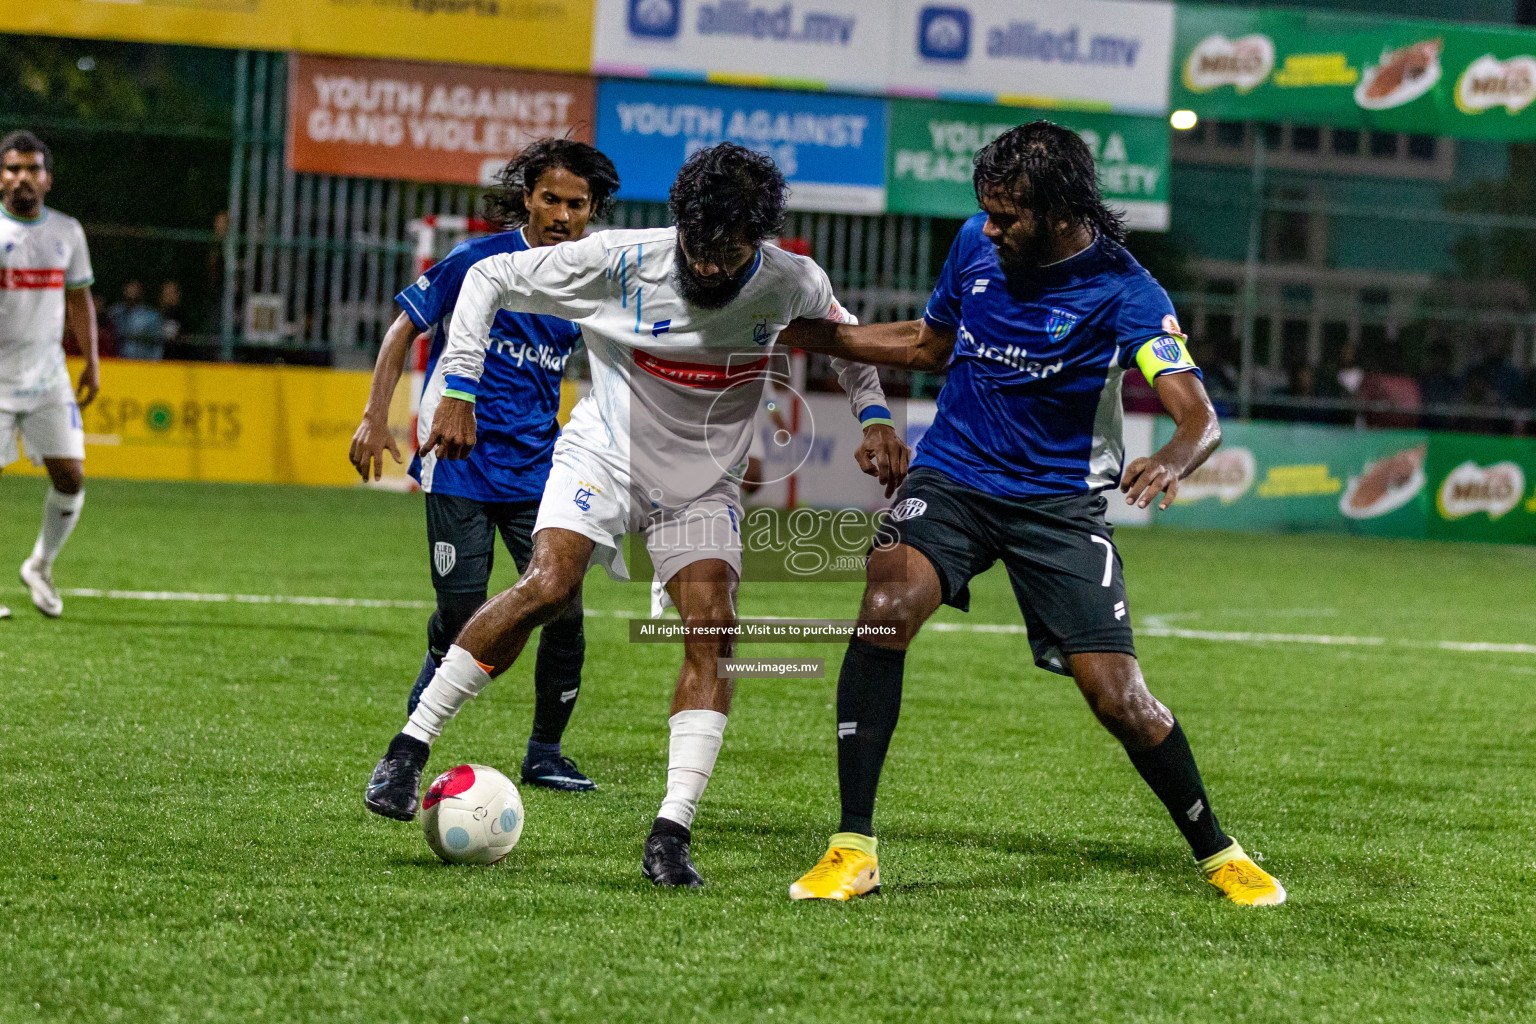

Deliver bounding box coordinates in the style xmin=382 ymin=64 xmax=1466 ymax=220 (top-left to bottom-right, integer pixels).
xmin=440 ymin=227 xmax=886 ymax=505
xmin=0 ymin=207 xmax=92 ymax=405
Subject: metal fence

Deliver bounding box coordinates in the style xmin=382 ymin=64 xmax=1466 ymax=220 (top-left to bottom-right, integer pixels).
xmin=221 ymin=51 xmax=936 ymax=368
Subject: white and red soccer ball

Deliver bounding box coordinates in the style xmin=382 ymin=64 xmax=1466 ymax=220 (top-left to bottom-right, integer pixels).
xmin=421 ymin=764 xmax=524 ymax=865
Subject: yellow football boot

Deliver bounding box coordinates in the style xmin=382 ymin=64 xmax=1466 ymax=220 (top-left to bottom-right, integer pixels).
xmin=1200 ymin=842 xmax=1286 ymax=906
xmin=789 ymin=833 xmax=880 ymax=901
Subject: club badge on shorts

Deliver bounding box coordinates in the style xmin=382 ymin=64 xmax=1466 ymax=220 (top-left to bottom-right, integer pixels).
xmin=890 ymin=498 xmax=928 ymax=522
xmin=433 ymin=542 xmax=457 ymax=577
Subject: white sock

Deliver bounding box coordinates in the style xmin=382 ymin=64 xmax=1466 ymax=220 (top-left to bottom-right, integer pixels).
xmin=32 ymin=487 xmax=84 ymax=570
xmin=402 ymin=645 xmax=492 ymax=744
xmin=656 ymin=709 xmax=728 ymax=830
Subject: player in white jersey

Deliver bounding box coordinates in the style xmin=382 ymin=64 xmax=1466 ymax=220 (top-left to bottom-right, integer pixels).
xmin=0 ymin=132 xmax=99 ymax=620
xmin=366 ymin=144 xmax=909 ymax=886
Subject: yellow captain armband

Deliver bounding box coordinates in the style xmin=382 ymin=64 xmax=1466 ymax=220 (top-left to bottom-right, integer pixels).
xmin=1134 ymin=334 xmax=1198 ymax=380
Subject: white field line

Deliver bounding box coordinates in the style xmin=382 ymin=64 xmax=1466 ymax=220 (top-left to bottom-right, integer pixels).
xmin=43 ymin=587 xmax=1536 ymax=657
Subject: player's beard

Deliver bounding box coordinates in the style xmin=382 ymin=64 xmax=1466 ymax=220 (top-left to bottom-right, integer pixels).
xmin=673 ymin=242 xmax=753 ymax=310
xmin=3 ymin=183 xmax=39 ymax=218
xmin=993 ymin=222 xmax=1055 ymax=281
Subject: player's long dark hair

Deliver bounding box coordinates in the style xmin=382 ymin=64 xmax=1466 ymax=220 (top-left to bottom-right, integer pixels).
xmin=973 ymin=121 xmax=1126 ymax=246
xmin=668 ymin=142 xmax=788 ymax=254
xmin=483 ymin=138 xmax=620 ymax=227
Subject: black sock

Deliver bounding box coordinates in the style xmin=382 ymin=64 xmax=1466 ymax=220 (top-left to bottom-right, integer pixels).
xmin=836 ymin=640 xmax=906 ymax=836
xmin=1125 ymin=720 xmax=1230 ymax=861
xmin=530 ymin=608 xmax=585 ymax=746
xmin=649 ymin=816 xmax=690 ymax=843
xmin=388 ymin=732 xmax=430 ymax=765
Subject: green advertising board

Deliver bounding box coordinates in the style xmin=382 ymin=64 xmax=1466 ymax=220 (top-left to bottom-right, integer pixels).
xmin=1150 ymin=418 xmax=1536 ymax=544
xmin=886 ymin=99 xmax=1170 ymax=230
xmin=1152 ymin=419 xmax=1431 ymax=537
xmin=1425 ymin=433 xmax=1536 ymax=544
xmin=1173 ymin=4 xmax=1536 ymax=140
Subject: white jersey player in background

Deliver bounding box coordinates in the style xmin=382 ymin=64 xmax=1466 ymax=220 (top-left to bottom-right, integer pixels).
xmin=0 ymin=131 xmax=99 ymax=620
xmin=366 ymin=143 xmax=910 ymax=887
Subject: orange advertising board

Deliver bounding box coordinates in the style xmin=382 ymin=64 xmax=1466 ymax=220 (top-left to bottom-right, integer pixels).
xmin=287 ymin=54 xmax=595 ymax=186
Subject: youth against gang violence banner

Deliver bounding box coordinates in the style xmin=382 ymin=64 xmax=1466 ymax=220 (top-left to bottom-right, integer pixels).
xmin=287 ymin=55 xmax=594 ymax=186
xmin=1174 ymin=4 xmax=1536 ymax=140
xmin=887 ymin=99 xmax=1169 ymax=229
xmin=595 ymin=80 xmax=888 ymax=213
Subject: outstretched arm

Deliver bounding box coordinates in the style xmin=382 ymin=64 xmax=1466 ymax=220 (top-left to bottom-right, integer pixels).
xmin=1120 ymin=371 xmax=1221 ymax=511
xmin=778 ymin=316 xmax=957 ymax=372
xmin=350 ymin=311 xmax=416 ymax=479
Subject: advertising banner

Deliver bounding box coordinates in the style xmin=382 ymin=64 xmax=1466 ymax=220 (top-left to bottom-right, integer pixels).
xmin=7 ymin=359 xmax=372 ymax=488
xmin=595 ymin=80 xmax=888 ymax=213
xmin=1 ymin=0 xmax=593 ymax=75
xmin=1174 ymin=4 xmax=1536 ymax=140
xmin=886 ymin=99 xmax=1169 ymax=229
xmin=1151 ymin=419 xmax=1432 ymax=538
xmin=287 ymin=55 xmax=595 ymax=186
xmin=592 ymin=0 xmax=888 ymax=92
xmin=886 ymin=0 xmax=1175 ymax=114
xmin=1425 ymin=434 xmax=1536 ymax=544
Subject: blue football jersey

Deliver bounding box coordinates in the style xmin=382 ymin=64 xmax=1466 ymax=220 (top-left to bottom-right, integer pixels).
xmin=398 ymin=229 xmax=582 ymax=503
xmin=915 ymin=213 xmax=1199 ymax=499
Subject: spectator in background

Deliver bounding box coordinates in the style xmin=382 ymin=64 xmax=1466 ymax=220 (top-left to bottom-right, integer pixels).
xmin=1281 ymin=359 xmax=1345 ymax=424
xmin=156 ymin=279 xmax=183 ymax=350
xmin=1336 ymin=342 xmax=1364 ymax=398
xmin=109 ymin=280 xmax=164 ymax=360
xmin=1417 ymin=343 xmax=1460 ymax=430
xmin=1358 ymin=342 xmax=1420 ymax=429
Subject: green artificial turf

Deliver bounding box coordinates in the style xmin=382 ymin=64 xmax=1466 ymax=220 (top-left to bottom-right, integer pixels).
xmin=0 ymin=478 xmax=1533 ymax=1023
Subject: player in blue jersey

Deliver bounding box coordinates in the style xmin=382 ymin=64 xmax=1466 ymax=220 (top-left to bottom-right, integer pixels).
xmin=349 ymin=139 xmax=620 ymax=793
xmin=782 ymin=122 xmax=1285 ymax=906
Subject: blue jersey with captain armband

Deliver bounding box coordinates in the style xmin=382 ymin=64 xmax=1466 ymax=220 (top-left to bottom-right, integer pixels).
xmin=913 ymin=213 xmax=1200 ymax=500
xmin=398 ymin=229 xmax=581 ymax=503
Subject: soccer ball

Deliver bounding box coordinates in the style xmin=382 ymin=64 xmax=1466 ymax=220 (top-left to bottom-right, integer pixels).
xmin=421 ymin=764 xmax=524 ymax=865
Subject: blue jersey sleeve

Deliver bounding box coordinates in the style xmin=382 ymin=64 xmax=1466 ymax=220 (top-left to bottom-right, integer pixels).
xmin=1117 ymin=276 xmax=1201 ymax=381
xmin=394 ymin=242 xmax=478 ymax=332
xmin=922 ymin=222 xmax=970 ymax=330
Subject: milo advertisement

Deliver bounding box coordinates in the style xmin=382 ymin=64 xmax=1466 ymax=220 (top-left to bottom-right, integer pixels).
xmin=1426 ymin=434 xmax=1536 ymax=544
xmin=1174 ymin=4 xmax=1536 ymax=139
xmin=1151 ymin=419 xmax=1431 ymax=537
xmin=1150 ymin=418 xmax=1536 ymax=544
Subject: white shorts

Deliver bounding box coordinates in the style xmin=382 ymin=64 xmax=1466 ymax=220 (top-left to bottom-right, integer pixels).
xmin=533 ymin=439 xmax=743 ymax=585
xmin=0 ymin=398 xmax=85 ymax=467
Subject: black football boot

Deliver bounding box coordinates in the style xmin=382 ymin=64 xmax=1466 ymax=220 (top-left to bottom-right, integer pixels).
xmin=364 ymin=733 xmax=430 ymax=821
xmin=641 ymin=818 xmax=704 ymax=888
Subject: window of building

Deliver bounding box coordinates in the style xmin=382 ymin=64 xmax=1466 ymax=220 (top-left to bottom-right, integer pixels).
xmin=1292 ymin=125 xmax=1321 ymax=152
xmin=1407 ymin=134 xmax=1437 ymax=160
xmin=1332 ymin=129 xmax=1361 ymax=156
xmin=1262 ymin=122 xmax=1284 ymax=151
xmin=1215 ymin=121 xmax=1247 ymax=148
xmin=1369 ymin=131 xmax=1399 ymax=157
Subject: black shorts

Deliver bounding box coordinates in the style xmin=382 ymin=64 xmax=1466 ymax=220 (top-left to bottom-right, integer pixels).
xmin=424 ymin=492 xmax=540 ymax=595
xmin=880 ymin=467 xmax=1136 ymax=676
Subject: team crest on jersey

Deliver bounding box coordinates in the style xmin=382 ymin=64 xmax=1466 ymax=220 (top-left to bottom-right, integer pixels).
xmin=433 ymin=542 xmax=457 ymax=577
xmin=416 ymin=274 xmax=430 ymax=290
xmin=1046 ymin=308 xmax=1080 ymax=341
xmin=890 ymin=498 xmax=928 ymax=522
xmin=1151 ymin=336 xmax=1184 ymax=363
xmin=573 ymin=478 xmax=601 ymax=512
